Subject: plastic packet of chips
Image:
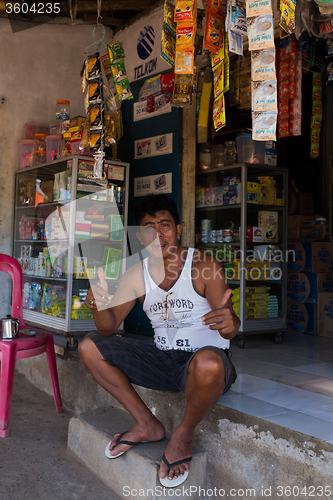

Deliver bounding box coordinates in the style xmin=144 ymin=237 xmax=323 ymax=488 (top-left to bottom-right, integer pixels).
xmin=161 ymin=29 xmax=176 ymax=66
xmin=89 ymin=79 xmax=103 ymax=104
xmin=90 ymin=132 xmax=104 ymax=152
xmin=163 ymin=0 xmax=177 ymax=36
xmin=90 ymin=104 xmax=105 ymax=130
xmin=176 ymin=22 xmax=196 ymax=49
xmin=203 ymin=9 xmax=223 ymax=53
xmin=87 ymin=52 xmax=102 ymax=80
xmin=172 ymin=73 xmax=193 ymax=105
xmin=175 ymin=0 xmax=196 ymax=22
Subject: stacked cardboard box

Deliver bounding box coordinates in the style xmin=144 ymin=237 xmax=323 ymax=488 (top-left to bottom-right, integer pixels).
xmin=287 ymin=242 xmax=333 ymax=335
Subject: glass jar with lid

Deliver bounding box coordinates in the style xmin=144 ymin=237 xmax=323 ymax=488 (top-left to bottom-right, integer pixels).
xmin=55 ymin=100 xmax=70 ymax=120
xmin=224 ymin=141 xmax=237 ymax=165
xmin=198 ymin=143 xmax=212 ymax=171
xmin=211 ymin=144 xmax=225 ymax=169
xmin=35 ymin=133 xmax=47 ymax=151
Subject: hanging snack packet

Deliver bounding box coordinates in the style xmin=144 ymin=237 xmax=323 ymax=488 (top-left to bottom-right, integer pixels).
xmin=111 ymin=60 xmax=128 ymax=82
xmin=210 ymin=0 xmax=224 ymax=17
xmin=213 ymin=94 xmax=226 ymax=131
xmin=90 ymin=132 xmax=104 ymax=152
xmin=100 ymin=53 xmax=112 ymax=82
xmin=246 ymin=0 xmax=272 ymax=18
xmin=90 ymin=104 xmax=105 ymax=130
xmin=224 ymin=57 xmax=230 ymax=92
xmin=161 ymin=71 xmax=175 ymax=102
xmin=247 ymin=15 xmax=274 ymax=51
xmin=81 ymin=60 xmax=88 ymax=93
xmin=251 ymin=49 xmax=276 ymax=81
xmin=228 ymin=30 xmax=243 ymax=56
xmin=252 ymin=80 xmax=277 ymax=112
xmin=88 ymin=52 xmax=102 ymax=80
xmin=203 ymin=9 xmax=223 ymax=53
xmin=161 ymin=29 xmax=176 ymax=67
xmin=211 ymin=42 xmax=225 ymax=70
xmin=163 ymin=0 xmax=177 ymax=36
xmin=176 ymin=22 xmax=196 ymax=50
xmin=89 ymin=80 xmax=103 ymax=104
xmin=115 ymin=80 xmax=133 ymax=101
xmin=175 ymin=0 xmax=196 ymax=22
xmin=280 ymin=0 xmax=296 ymax=36
xmin=252 ymin=111 xmax=277 ymax=141
xmin=79 ymin=116 xmax=91 ymax=151
xmin=104 ymin=113 xmax=116 ymax=147
xmin=213 ymin=63 xmax=224 ymax=98
xmin=240 ymin=51 xmax=251 ymax=72
xmin=175 ymin=48 xmax=195 ymax=74
xmin=172 ymin=73 xmax=193 ymax=105
xmin=107 ymin=42 xmax=125 ymax=63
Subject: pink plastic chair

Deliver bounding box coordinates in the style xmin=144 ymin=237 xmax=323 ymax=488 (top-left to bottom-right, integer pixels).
xmin=0 ymin=254 xmax=62 ymax=437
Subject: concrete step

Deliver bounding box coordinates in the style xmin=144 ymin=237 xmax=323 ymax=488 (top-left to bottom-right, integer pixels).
xmin=67 ymin=406 xmax=207 ymax=500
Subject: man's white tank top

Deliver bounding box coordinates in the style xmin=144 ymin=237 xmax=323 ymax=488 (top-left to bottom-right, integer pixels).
xmin=142 ymin=248 xmax=230 ymax=352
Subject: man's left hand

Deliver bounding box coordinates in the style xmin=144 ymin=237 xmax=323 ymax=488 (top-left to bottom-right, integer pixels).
xmin=201 ymin=289 xmax=238 ymax=337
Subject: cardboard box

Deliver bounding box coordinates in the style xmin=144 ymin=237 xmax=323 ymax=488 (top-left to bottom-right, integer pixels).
xmin=258 ymin=211 xmax=278 ymax=243
xmin=287 ymin=301 xmax=317 ymax=334
xmin=301 ymin=220 xmax=328 ymax=241
xmin=246 ymin=227 xmax=263 ymax=242
xmin=108 ymin=214 xmax=123 ymax=241
xmin=288 ymin=192 xmax=314 ymax=216
xmin=288 ymin=215 xmax=314 ymax=240
xmin=318 ymin=292 xmax=333 ymax=337
xmin=287 ymin=242 xmax=333 ymax=273
xmin=287 ymin=272 xmax=311 ymax=303
xmin=195 ymin=187 xmax=204 ymax=208
xmin=306 ymin=273 xmax=333 ymax=303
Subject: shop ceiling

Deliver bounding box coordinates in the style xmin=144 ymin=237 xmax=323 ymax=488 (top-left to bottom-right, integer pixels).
xmin=0 ymin=0 xmax=160 ymax=31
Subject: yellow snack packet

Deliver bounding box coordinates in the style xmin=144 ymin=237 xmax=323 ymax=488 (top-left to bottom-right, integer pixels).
xmin=213 ymin=63 xmax=224 ymax=98
xmin=161 ymin=29 xmax=176 ymax=66
xmin=176 ymin=22 xmax=196 ymax=49
xmin=175 ymin=48 xmax=195 ymax=74
xmin=213 ymin=94 xmax=226 ymax=131
xmin=211 ymin=43 xmax=225 ymax=70
xmin=175 ymin=0 xmax=196 ymax=22
xmin=223 ymin=56 xmax=230 ymax=92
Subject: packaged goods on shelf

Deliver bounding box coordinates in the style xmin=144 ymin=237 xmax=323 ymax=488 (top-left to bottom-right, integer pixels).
xmin=103 ymin=247 xmax=122 ymax=279
xmin=246 ymin=226 xmax=263 ymax=242
xmin=108 ymin=214 xmax=123 ymax=241
xmin=258 ymin=211 xmax=278 ymax=243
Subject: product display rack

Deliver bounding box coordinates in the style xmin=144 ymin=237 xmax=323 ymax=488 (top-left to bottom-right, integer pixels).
xmin=196 ymin=163 xmax=288 ymax=348
xmin=13 ymin=155 xmax=129 ymax=349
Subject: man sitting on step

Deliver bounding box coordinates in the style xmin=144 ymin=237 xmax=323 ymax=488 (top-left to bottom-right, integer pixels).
xmin=79 ymin=194 xmax=240 ymax=488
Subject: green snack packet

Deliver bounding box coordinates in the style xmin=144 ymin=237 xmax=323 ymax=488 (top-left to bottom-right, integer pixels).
xmin=111 ymin=59 xmax=128 ymax=82
xmin=115 ymin=79 xmax=133 ymax=101
xmin=107 ymin=42 xmax=125 ymax=63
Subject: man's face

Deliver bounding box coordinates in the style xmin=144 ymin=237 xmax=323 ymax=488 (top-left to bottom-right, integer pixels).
xmin=136 ymin=210 xmax=182 ymax=258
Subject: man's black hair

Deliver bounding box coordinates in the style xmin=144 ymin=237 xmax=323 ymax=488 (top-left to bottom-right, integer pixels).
xmin=134 ymin=194 xmax=180 ymax=226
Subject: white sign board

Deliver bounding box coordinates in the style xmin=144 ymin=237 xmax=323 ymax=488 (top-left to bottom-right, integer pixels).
xmin=134 ymin=173 xmax=172 ymax=197
xmin=117 ymin=6 xmax=170 ymax=82
xmin=134 ymin=133 xmax=173 ymax=160
xmin=133 ymin=97 xmax=172 ymax=122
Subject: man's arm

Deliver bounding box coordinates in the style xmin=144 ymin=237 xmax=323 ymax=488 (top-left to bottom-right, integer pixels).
xmin=195 ymin=253 xmax=240 ymax=340
xmin=85 ymin=264 xmax=144 ymax=336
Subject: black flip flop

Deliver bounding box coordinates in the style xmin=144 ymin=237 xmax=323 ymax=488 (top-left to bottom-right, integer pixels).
xmin=159 ymin=453 xmax=192 ymax=487
xmin=104 ymin=431 xmax=150 ymax=459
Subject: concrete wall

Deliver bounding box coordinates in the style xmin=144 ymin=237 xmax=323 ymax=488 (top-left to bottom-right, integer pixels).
xmin=0 ymin=17 xmax=112 ymax=318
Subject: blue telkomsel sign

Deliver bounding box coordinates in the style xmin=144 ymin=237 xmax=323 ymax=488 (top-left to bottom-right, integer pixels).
xmin=134 ymin=25 xmax=157 ymax=81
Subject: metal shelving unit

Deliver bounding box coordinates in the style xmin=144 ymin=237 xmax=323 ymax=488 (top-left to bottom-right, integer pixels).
xmin=196 ymin=163 xmax=288 ymax=348
xmin=13 ymin=155 xmax=130 ymax=348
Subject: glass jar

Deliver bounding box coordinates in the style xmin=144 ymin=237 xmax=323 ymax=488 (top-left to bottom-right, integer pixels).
xmin=35 ymin=133 xmax=47 ymax=151
xmin=116 ymin=186 xmax=123 ymax=204
xmin=55 ymin=100 xmax=70 ymax=120
xmin=224 ymin=141 xmax=237 ymax=165
xmin=198 ymin=143 xmax=212 ymax=170
xmin=34 ymin=150 xmax=46 ymax=165
xmin=107 ymin=184 xmax=116 ymax=202
xmin=211 ymin=144 xmax=225 ymax=169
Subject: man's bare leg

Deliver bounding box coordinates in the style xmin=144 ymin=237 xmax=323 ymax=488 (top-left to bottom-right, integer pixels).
xmin=78 ymin=338 xmax=165 ymax=456
xmin=159 ymin=349 xmax=225 ymax=481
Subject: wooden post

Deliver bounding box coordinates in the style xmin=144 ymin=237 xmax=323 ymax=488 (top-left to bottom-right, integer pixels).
xmin=181 ymin=104 xmax=196 ymax=248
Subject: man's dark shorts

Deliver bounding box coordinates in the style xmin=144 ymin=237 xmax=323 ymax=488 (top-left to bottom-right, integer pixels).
xmin=86 ymin=333 xmax=237 ymax=393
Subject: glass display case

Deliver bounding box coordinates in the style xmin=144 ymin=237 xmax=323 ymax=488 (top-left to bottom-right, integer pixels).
xmin=195 ymin=163 xmax=288 ymax=348
xmin=13 ymin=155 xmax=129 ymax=349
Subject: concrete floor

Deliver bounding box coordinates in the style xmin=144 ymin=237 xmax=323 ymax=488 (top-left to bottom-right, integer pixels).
xmin=0 ymin=372 xmax=121 ymax=500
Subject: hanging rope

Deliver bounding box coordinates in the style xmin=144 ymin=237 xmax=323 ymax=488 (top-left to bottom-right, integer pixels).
xmin=97 ymin=0 xmax=102 ymax=19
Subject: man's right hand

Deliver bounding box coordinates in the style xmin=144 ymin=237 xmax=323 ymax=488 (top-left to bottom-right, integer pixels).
xmin=85 ymin=267 xmax=113 ymax=311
